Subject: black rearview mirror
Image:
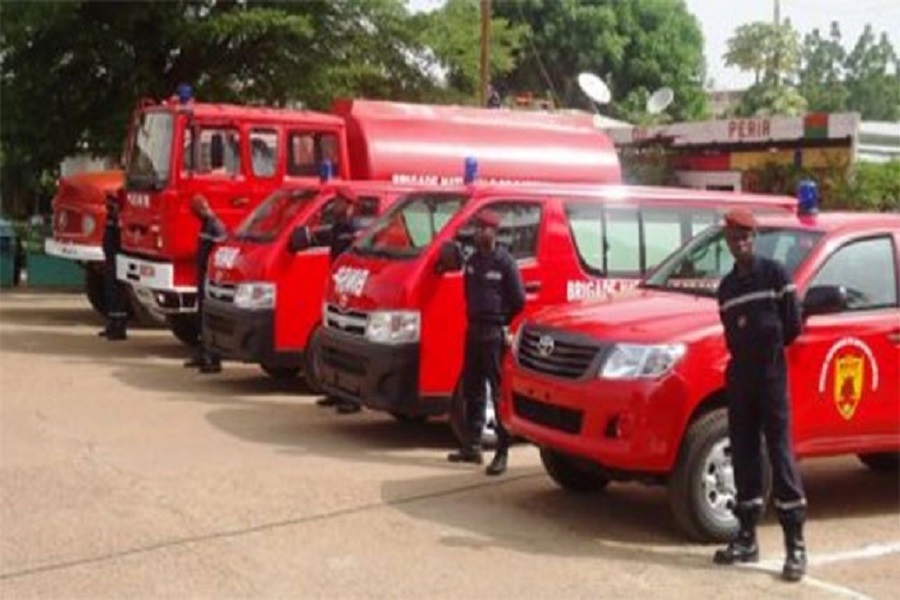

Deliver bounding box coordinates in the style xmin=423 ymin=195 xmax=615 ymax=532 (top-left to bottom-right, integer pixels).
xmin=435 ymin=241 xmax=462 ymax=275
xmin=288 ymin=226 xmax=312 ymax=253
xmin=802 ymin=285 xmax=847 ymax=318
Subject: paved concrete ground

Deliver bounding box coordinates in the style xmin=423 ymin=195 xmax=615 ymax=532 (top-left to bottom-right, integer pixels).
xmin=1 ymin=291 xmax=898 ymax=599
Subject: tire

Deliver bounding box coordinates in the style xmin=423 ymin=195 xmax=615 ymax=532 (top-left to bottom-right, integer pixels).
xmin=667 ymin=409 xmax=771 ymax=543
xmin=260 ymin=365 xmax=301 ymax=381
xmin=539 ymin=447 xmax=611 ymax=493
xmin=858 ymin=452 xmax=900 ymax=473
xmin=303 ymin=325 xmax=324 ymax=394
xmin=166 ymin=314 xmax=201 ymax=347
xmin=449 ymin=379 xmax=498 ymax=449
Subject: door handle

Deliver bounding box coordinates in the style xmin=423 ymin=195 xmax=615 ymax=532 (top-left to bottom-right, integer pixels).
xmin=230 ymin=196 xmax=249 ymax=208
xmin=525 ymin=281 xmax=542 ymax=293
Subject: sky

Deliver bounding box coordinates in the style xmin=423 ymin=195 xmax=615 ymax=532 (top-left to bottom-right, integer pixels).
xmin=408 ymin=0 xmax=900 ymax=91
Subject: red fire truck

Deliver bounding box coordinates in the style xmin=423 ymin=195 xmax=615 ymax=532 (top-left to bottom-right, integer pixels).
xmin=114 ymin=95 xmax=620 ymax=344
xmin=501 ymin=194 xmax=900 ymax=542
xmin=316 ymin=184 xmax=798 ymax=436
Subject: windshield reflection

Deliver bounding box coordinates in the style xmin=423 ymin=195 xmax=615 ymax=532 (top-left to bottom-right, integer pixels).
xmin=234 ymin=188 xmax=318 ymax=243
xmin=642 ymin=226 xmax=823 ymax=297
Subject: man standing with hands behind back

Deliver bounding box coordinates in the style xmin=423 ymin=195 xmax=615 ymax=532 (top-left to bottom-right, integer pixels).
xmin=447 ymin=209 xmax=525 ymax=476
xmin=714 ymin=208 xmax=807 ymax=582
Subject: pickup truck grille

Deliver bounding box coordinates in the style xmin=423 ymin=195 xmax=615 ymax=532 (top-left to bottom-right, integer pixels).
xmin=517 ymin=326 xmax=603 ymax=379
xmin=324 ymin=303 xmax=367 ymax=336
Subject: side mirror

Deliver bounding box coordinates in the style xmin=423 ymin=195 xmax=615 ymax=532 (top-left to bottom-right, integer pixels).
xmin=288 ymin=226 xmax=312 ymax=253
xmin=802 ymin=285 xmax=847 ymax=318
xmin=435 ymin=241 xmax=462 ymax=274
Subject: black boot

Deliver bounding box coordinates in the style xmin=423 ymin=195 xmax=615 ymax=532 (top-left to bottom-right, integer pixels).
xmin=316 ymin=396 xmax=340 ymax=407
xmin=714 ymin=505 xmax=760 ymax=565
xmin=106 ymin=318 xmax=127 ymax=341
xmin=485 ymin=447 xmax=508 ymax=476
xmin=781 ymin=519 xmax=807 ymax=582
xmin=448 ymin=446 xmax=483 ymax=465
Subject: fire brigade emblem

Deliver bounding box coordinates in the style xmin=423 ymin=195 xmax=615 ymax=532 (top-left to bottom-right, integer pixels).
xmin=834 ymin=354 xmax=864 ymax=420
xmin=817 ymin=337 xmax=879 ymax=421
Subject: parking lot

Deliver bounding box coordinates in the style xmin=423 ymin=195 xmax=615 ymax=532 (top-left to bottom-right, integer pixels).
xmin=1 ymin=291 xmax=898 ymax=599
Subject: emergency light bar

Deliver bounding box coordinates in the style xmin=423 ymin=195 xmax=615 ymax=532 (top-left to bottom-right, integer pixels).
xmin=797 ymin=179 xmax=819 ymax=216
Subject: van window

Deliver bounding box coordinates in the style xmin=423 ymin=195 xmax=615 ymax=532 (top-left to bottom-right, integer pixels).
xmin=250 ymin=129 xmax=278 ymax=178
xmin=234 ymin=188 xmax=318 ymax=243
xmin=356 ymin=193 xmax=465 ymax=258
xmin=287 ymin=132 xmax=341 ymax=177
xmin=457 ymin=202 xmax=542 ymax=260
xmin=565 ymin=202 xmax=718 ymax=277
xmin=127 ymin=112 xmax=174 ymax=189
xmin=184 ymin=127 xmax=241 ymax=176
xmin=808 ymin=236 xmax=898 ymax=310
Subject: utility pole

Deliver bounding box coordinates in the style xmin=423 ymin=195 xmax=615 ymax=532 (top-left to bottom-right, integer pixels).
xmin=479 ymin=0 xmax=491 ymax=106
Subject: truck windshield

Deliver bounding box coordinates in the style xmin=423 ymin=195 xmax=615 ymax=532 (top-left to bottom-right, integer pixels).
xmin=234 ymin=188 xmax=319 ymax=243
xmin=354 ymin=192 xmax=466 ymax=258
xmin=642 ymin=226 xmax=823 ymax=297
xmin=126 ymin=111 xmax=174 ymax=191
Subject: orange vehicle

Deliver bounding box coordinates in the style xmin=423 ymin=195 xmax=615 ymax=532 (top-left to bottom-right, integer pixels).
xmin=113 ymin=94 xmax=621 ymax=344
xmin=316 ymin=184 xmax=797 ymax=437
xmin=501 ymin=192 xmax=900 ymax=542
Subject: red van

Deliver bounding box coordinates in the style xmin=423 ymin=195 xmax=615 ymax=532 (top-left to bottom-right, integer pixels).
xmin=501 ymin=200 xmax=900 ymax=542
xmin=202 ymin=181 xmax=422 ymax=380
xmin=115 ymin=96 xmax=620 ymax=344
xmin=316 ymin=184 xmax=798 ymax=433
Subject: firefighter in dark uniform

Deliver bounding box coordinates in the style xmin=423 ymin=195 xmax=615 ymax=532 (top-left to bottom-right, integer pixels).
xmin=99 ymin=193 xmax=128 ymax=341
xmin=715 ymin=208 xmax=807 ymax=582
xmin=317 ymin=195 xmax=364 ymax=414
xmin=447 ymin=209 xmax=525 ymax=476
xmin=184 ymin=194 xmax=226 ymax=374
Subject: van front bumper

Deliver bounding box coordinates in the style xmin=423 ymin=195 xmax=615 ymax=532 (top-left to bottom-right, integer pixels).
xmin=318 ymin=327 xmax=444 ymax=417
xmin=203 ymin=298 xmax=301 ymax=368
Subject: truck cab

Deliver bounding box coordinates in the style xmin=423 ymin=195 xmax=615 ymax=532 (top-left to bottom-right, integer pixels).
xmin=502 ymin=202 xmax=900 ymax=542
xmin=316 ymin=184 xmax=797 ymax=434
xmin=117 ymin=93 xmax=347 ymax=343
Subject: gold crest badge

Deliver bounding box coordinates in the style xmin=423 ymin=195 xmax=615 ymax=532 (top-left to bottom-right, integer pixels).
xmin=834 ymin=354 xmax=864 ymax=420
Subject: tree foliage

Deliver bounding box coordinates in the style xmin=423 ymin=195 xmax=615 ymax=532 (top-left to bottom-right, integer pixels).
xmin=490 ymin=0 xmax=707 ymax=122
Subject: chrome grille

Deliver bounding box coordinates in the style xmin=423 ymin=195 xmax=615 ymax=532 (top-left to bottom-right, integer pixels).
xmin=517 ymin=326 xmax=602 ymax=379
xmin=207 ymin=281 xmax=235 ymax=302
xmin=324 ymin=303 xmax=367 ymax=336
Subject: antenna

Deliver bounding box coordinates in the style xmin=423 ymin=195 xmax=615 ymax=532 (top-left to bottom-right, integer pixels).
xmin=647 ymin=87 xmax=674 ymax=115
xmin=577 ymin=72 xmax=611 ymax=105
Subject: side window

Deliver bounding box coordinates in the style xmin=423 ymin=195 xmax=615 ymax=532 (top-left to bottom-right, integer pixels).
xmin=809 ymin=236 xmax=898 ymax=310
xmin=185 ymin=127 xmax=241 ymax=176
xmin=643 ymin=209 xmax=685 ymax=272
xmin=566 ymin=202 xmax=604 ymax=273
xmin=606 ymin=208 xmax=640 ymax=273
xmin=287 ymin=132 xmax=341 ymax=177
xmin=459 ymin=202 xmax=542 ymax=260
xmin=250 ymin=129 xmax=278 ymax=178
xmin=307 ymin=196 xmax=341 ymax=229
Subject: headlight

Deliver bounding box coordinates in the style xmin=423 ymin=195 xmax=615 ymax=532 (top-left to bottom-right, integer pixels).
xmin=599 ymin=343 xmax=686 ymax=380
xmin=233 ymin=282 xmax=276 ymax=310
xmin=365 ymin=310 xmax=420 ymax=345
xmin=82 ymin=214 xmax=96 ymax=236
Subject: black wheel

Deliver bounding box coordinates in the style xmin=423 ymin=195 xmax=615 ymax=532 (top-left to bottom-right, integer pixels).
xmin=449 ymin=379 xmax=498 ymax=449
xmin=84 ymin=265 xmax=107 ymax=316
xmin=858 ymin=452 xmax=900 ymax=473
xmin=166 ymin=314 xmax=201 ymax=347
xmin=260 ymin=365 xmax=301 ymax=381
xmin=668 ymin=409 xmax=771 ymax=543
xmin=303 ymin=325 xmax=324 ymax=394
xmin=539 ymin=447 xmax=610 ymax=493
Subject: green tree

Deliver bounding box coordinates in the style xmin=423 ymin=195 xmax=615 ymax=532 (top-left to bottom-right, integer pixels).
xmin=798 ymin=22 xmax=849 ymax=113
xmin=843 ymin=26 xmax=900 ymax=121
xmin=490 ymin=0 xmax=707 ymax=122
xmin=0 ymin=0 xmax=435 ymax=216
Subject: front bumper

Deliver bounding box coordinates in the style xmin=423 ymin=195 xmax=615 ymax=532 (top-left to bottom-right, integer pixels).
xmin=203 ymin=298 xmax=301 ymax=368
xmin=504 ymin=365 xmax=688 ymax=474
xmin=44 ymin=239 xmax=103 ymax=262
xmin=318 ymin=327 xmax=444 ymax=417
xmin=117 ymin=254 xmax=196 ymax=314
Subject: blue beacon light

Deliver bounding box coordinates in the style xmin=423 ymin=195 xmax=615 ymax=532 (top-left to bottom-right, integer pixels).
xmin=176 ymin=83 xmax=193 ymax=104
xmin=464 ymin=156 xmax=478 ymax=185
xmin=797 ymin=179 xmax=819 ymax=216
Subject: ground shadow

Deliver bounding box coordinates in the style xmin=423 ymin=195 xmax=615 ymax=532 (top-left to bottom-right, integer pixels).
xmin=0 ymin=294 xmax=161 ymax=330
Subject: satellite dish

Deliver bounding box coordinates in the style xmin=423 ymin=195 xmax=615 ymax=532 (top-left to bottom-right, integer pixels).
xmin=577 ymin=72 xmax=611 ymax=105
xmin=647 ymin=86 xmax=674 ymax=114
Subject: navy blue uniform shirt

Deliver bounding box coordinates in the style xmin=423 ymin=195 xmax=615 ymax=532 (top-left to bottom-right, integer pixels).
xmin=464 ymin=246 xmax=526 ymax=326
xmin=717 ymin=255 xmax=802 ymax=365
xmin=197 ymin=214 xmax=226 ymax=286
